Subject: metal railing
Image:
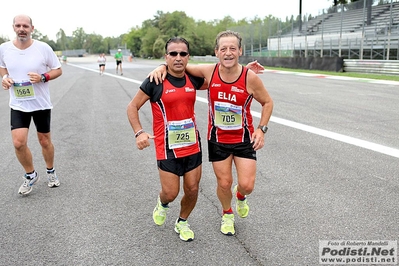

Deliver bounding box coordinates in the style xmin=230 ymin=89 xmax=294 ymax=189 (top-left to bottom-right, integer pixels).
xmin=343 ymin=59 xmax=399 ymax=75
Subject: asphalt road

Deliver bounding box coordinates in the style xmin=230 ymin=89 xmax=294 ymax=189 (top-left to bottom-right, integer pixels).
xmin=1 ymin=56 xmax=398 ymax=266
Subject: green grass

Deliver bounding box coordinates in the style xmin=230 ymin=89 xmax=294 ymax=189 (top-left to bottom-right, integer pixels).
xmin=263 ymin=66 xmax=399 ymax=82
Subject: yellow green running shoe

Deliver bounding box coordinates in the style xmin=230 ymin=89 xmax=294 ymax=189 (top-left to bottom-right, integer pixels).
xmin=153 ymin=196 xmax=168 ymax=225
xmin=220 ymin=214 xmax=235 ymax=235
xmin=174 ymin=219 xmax=194 ymax=242
xmin=234 ymin=185 xmax=249 ymax=218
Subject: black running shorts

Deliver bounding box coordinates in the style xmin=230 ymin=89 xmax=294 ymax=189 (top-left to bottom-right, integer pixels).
xmin=11 ymin=108 xmax=51 ymax=133
xmin=157 ymin=152 xmax=202 ymax=176
xmin=208 ymin=141 xmax=256 ymax=162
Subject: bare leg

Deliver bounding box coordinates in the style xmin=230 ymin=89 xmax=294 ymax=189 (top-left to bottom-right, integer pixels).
xmin=12 ymin=128 xmax=34 ymax=173
xmin=37 ymin=132 xmax=54 ymax=169
xmin=158 ymin=169 xmax=180 ymax=205
xmin=234 ymin=157 xmax=256 ymax=196
xmin=179 ymin=165 xmax=202 ymax=219
xmin=212 ymin=155 xmax=234 ymax=212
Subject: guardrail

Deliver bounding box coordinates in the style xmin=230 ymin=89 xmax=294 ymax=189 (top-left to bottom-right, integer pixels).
xmin=61 ymin=49 xmax=86 ymax=57
xmin=343 ymin=59 xmax=399 ymax=75
xmin=191 ymin=55 xmax=219 ymax=62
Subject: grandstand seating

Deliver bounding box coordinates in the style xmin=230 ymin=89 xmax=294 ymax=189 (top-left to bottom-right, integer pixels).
xmin=268 ymin=1 xmax=399 ymax=59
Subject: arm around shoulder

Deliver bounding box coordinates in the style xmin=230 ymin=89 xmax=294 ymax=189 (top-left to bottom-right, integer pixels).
xmin=185 ymin=63 xmax=214 ymax=79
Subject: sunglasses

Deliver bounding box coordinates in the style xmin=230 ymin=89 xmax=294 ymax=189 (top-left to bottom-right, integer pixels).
xmin=168 ymin=51 xmax=189 ymax=57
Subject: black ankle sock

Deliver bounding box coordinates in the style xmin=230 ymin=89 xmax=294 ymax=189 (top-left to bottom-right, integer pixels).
xmin=26 ymin=171 xmax=36 ymax=179
xmin=177 ymin=217 xmax=186 ymax=223
xmin=47 ymin=168 xmax=55 ymax=173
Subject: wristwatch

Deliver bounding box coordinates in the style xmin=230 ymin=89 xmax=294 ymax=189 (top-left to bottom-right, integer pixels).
xmin=258 ymin=125 xmax=268 ymax=133
xmin=41 ymin=74 xmax=46 ymax=82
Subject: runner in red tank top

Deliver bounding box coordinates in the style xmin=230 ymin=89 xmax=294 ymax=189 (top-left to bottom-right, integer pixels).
xmin=207 ymin=63 xmax=254 ymax=144
xmin=127 ymin=37 xmax=207 ymax=242
xmin=204 ymin=31 xmax=273 ymax=235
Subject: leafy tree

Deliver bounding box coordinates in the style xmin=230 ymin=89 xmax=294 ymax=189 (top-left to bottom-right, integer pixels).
xmin=158 ymin=11 xmax=193 ymax=37
xmin=85 ymin=34 xmax=107 ymax=54
xmin=30 ymin=29 xmax=58 ymax=50
xmin=32 ymin=29 xmax=43 ymax=40
xmin=70 ymin=27 xmax=86 ymax=50
xmin=123 ymin=27 xmax=143 ymax=57
xmin=56 ymin=29 xmax=68 ymax=50
xmin=102 ymin=37 xmax=113 ymax=54
xmin=0 ymin=35 xmax=9 ymax=45
xmin=43 ymin=38 xmax=57 ymax=51
xmin=140 ymin=24 xmax=161 ymax=58
xmin=186 ymin=21 xmax=217 ymax=56
xmin=153 ymin=37 xmax=168 ymax=58
xmin=111 ymin=35 xmax=125 ymax=53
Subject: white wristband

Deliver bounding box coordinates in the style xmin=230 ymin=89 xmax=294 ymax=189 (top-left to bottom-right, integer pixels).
xmin=2 ymin=74 xmax=9 ymax=79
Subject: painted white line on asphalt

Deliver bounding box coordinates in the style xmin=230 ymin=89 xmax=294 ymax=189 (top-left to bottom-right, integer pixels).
xmin=68 ymin=63 xmax=399 ymax=158
xmin=67 ymin=63 xmax=143 ymax=84
xmin=262 ymin=112 xmax=399 ymax=159
xmin=202 ymin=97 xmax=399 ymax=158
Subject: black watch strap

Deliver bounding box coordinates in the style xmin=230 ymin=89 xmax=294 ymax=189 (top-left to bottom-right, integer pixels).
xmin=258 ymin=125 xmax=268 ymax=133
